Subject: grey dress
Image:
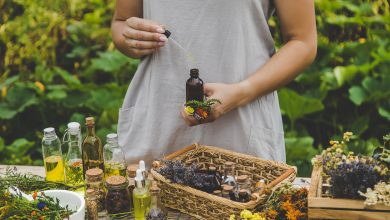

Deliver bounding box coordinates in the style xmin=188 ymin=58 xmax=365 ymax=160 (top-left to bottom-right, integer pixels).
xmin=118 ymin=0 xmax=285 ymax=166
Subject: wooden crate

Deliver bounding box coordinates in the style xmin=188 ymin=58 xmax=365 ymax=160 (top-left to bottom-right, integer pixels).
xmin=308 ymin=156 xmax=390 ymax=220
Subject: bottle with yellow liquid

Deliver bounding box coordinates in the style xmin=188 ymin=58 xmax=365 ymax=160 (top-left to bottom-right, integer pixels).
xmin=82 ymin=117 xmax=104 ymax=178
xmin=42 ymin=127 xmax=64 ymax=182
xmin=103 ymin=133 xmax=126 ymax=178
xmin=63 ymin=122 xmax=84 ymax=188
xmin=133 ymin=169 xmax=151 ymax=220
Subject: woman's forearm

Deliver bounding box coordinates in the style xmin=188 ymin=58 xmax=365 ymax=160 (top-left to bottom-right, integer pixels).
xmin=238 ymin=38 xmax=317 ymax=106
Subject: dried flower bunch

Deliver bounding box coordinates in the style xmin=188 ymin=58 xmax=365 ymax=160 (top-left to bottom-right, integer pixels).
xmin=185 ymin=99 xmax=221 ymax=120
xmin=317 ymin=132 xmax=390 ymax=201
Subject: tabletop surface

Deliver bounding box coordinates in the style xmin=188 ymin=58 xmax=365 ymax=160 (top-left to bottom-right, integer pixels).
xmin=0 ymin=165 xmax=310 ymax=219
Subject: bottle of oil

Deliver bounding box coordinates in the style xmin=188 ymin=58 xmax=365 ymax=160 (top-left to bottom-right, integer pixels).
xmin=82 ymin=117 xmax=104 ymax=177
xmin=145 ymin=183 xmax=167 ymax=220
xmin=103 ymin=133 xmax=126 ymax=178
xmin=186 ymin=69 xmax=204 ymax=102
xmin=133 ymin=169 xmax=151 ymax=220
xmin=63 ymin=122 xmax=84 ymax=188
xmin=139 ymin=160 xmax=151 ymax=189
xmin=42 ymin=127 xmax=64 ymax=182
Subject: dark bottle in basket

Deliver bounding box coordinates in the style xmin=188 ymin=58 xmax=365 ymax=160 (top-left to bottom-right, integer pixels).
xmin=186 ymin=69 xmax=204 ymax=102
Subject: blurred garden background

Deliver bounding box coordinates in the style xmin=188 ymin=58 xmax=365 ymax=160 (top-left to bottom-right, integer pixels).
xmin=0 ymin=0 xmax=389 ymax=176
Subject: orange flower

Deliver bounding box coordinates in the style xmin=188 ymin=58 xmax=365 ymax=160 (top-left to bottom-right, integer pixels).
xmin=39 ymin=216 xmax=44 ymax=220
xmin=34 ymin=81 xmax=45 ymax=92
xmin=266 ymin=209 xmax=278 ymax=220
xmin=31 ymin=211 xmax=36 ymax=216
xmin=202 ymin=111 xmax=208 ymax=118
xmin=286 ymin=209 xmax=303 ymax=220
xmin=281 ymin=200 xmax=294 ymax=211
xmin=32 ymin=192 xmax=38 ymax=200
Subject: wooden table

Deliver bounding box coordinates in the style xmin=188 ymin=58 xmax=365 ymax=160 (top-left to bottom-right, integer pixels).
xmin=0 ymin=165 xmax=310 ymax=219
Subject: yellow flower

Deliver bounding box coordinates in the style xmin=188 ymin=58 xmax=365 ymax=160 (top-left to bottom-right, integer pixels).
xmin=267 ymin=209 xmax=278 ymax=219
xmin=1 ymin=86 xmax=6 ymax=98
xmin=343 ymin=131 xmax=353 ymax=141
xmin=185 ymin=106 xmax=194 ymax=115
xmin=281 ymin=200 xmax=293 ymax=211
xmin=229 ymin=214 xmax=236 ymax=220
xmin=240 ymin=209 xmax=253 ymax=219
xmin=358 ymin=38 xmax=366 ymax=43
xmin=286 ymin=209 xmax=303 ymax=220
xmin=34 ymin=81 xmax=45 ymax=92
xmin=252 ymin=213 xmax=266 ymax=220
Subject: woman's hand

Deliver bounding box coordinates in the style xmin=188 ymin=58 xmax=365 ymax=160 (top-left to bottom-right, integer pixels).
xmin=121 ymin=17 xmax=168 ymax=58
xmin=181 ymin=82 xmax=250 ymax=126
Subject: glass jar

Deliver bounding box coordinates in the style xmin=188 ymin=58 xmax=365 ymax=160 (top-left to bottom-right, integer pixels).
xmin=42 ymin=127 xmax=64 ymax=183
xmin=85 ymin=168 xmax=106 ymax=217
xmin=85 ymin=189 xmax=99 ymax=220
xmin=103 ymin=133 xmax=126 ymax=178
xmin=145 ymin=184 xmax=167 ymax=220
xmin=238 ymin=189 xmax=250 ymax=203
xmin=105 ymin=175 xmax=131 ymax=219
xmin=237 ymin=175 xmax=251 ymax=194
xmin=223 ymin=162 xmax=236 ymax=186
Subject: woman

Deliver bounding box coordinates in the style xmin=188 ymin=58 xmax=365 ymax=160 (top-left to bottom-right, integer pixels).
xmin=112 ymin=0 xmax=317 ymax=165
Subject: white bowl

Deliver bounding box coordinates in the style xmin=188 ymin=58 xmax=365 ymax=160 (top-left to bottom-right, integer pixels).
xmin=43 ymin=190 xmax=85 ymax=220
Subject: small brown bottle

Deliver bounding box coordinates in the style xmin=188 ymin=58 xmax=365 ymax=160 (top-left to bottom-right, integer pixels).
xmin=186 ymin=69 xmax=204 ymax=102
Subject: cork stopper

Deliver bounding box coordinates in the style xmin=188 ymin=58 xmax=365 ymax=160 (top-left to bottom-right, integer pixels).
xmin=127 ymin=164 xmax=138 ymax=178
xmin=85 ymin=117 xmax=95 ymax=126
xmin=85 ymin=168 xmax=103 ymax=182
xmin=222 ymin=185 xmax=234 ymax=192
xmin=209 ymin=166 xmax=217 ymax=172
xmin=150 ymin=184 xmax=160 ymax=193
xmin=224 ymin=161 xmax=235 ymax=167
xmin=86 ymin=188 xmax=96 ymax=196
xmin=106 ymin=175 xmax=127 ymax=187
xmin=237 ymin=175 xmax=249 ymax=183
xmin=213 ymin=190 xmax=222 ymax=195
xmin=239 ymin=189 xmax=248 ymax=195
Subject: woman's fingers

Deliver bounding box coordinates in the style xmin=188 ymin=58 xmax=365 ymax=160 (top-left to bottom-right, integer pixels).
xmin=130 ymin=48 xmax=156 ymax=57
xmin=126 ymin=17 xmax=165 ymax=33
xmin=123 ymin=28 xmax=167 ymax=42
xmin=125 ymin=39 xmax=165 ymax=49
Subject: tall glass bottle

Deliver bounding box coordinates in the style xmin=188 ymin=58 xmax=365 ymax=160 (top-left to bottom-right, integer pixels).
xmin=139 ymin=160 xmax=151 ymax=189
xmin=186 ymin=69 xmax=204 ymax=102
xmin=82 ymin=117 xmax=104 ymax=177
xmin=63 ymin=122 xmax=84 ymax=187
xmin=103 ymin=133 xmax=126 ymax=178
xmin=133 ymin=169 xmax=151 ymax=220
xmin=42 ymin=127 xmax=64 ymax=182
xmin=145 ymin=184 xmax=167 ymax=220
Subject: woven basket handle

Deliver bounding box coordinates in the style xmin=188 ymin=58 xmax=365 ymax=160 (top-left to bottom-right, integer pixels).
xmin=164 ymin=144 xmax=198 ymax=160
xmin=267 ymin=167 xmax=296 ymax=189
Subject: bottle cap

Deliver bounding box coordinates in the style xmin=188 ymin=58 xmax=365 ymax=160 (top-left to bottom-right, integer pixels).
xmin=237 ymin=175 xmax=249 ymax=183
xmin=209 ymin=166 xmax=217 ymax=172
xmin=86 ymin=189 xmax=96 ymax=197
xmin=106 ymin=133 xmax=118 ymax=143
xmin=190 ymin=69 xmax=199 ymax=77
xmin=139 ymin=160 xmax=146 ymax=172
xmin=239 ymin=189 xmax=248 ymax=195
xmin=224 ymin=161 xmax=235 ymax=167
xmin=67 ymin=122 xmax=80 ymax=135
xmin=43 ymin=127 xmax=55 ymax=134
xmin=106 ymin=175 xmax=127 ymax=187
xmin=134 ymin=169 xmax=144 ymax=182
xmin=163 ymin=30 xmax=171 ymax=38
xmin=127 ymin=164 xmax=139 ymax=178
xmin=85 ymin=117 xmax=95 ymax=125
xmin=149 ymin=183 xmax=161 ymax=193
xmin=213 ymin=190 xmax=222 ymax=195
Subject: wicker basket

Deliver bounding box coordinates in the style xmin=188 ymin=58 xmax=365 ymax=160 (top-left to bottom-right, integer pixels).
xmin=151 ymin=144 xmax=296 ymax=219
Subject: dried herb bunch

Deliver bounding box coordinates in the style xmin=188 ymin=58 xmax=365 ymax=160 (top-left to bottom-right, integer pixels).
xmin=319 ymin=132 xmax=390 ymax=199
xmin=157 ymin=160 xmax=221 ymax=193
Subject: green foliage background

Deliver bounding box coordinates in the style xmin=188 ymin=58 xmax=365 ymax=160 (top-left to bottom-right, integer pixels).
xmin=0 ymin=0 xmax=389 ymax=176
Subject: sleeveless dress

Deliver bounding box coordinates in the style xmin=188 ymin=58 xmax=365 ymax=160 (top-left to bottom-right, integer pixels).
xmin=118 ymin=0 xmax=285 ymax=166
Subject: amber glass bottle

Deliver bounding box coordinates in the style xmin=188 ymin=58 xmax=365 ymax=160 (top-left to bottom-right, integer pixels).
xmin=186 ymin=69 xmax=204 ymax=102
xmin=82 ymin=117 xmax=104 ymax=177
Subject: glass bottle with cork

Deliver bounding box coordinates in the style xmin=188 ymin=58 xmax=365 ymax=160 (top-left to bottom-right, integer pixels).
xmin=133 ymin=169 xmax=151 ymax=220
xmin=85 ymin=168 xmax=106 ymax=217
xmin=63 ymin=122 xmax=84 ymax=188
xmin=139 ymin=160 xmax=151 ymax=189
xmin=105 ymin=175 xmax=131 ymax=219
xmin=103 ymin=133 xmax=126 ymax=178
xmin=85 ymin=189 xmax=99 ymax=220
xmin=145 ymin=183 xmax=167 ymax=220
xmin=127 ymin=164 xmax=138 ymax=210
xmin=186 ymin=68 xmax=204 ymax=102
xmin=223 ymin=161 xmax=236 ymax=186
xmin=42 ymin=127 xmax=64 ymax=183
xmin=82 ymin=117 xmax=104 ymax=177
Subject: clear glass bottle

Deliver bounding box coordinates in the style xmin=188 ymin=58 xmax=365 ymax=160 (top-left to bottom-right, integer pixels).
xmin=145 ymin=184 xmax=167 ymax=220
xmin=63 ymin=122 xmax=84 ymax=188
xmin=42 ymin=127 xmax=64 ymax=183
xmin=85 ymin=168 xmax=106 ymax=217
xmin=223 ymin=161 xmax=236 ymax=186
xmin=105 ymin=176 xmax=131 ymax=219
xmin=238 ymin=189 xmax=250 ymax=203
xmin=133 ymin=169 xmax=151 ymax=220
xmin=208 ymin=165 xmax=222 ymax=192
xmin=127 ymin=164 xmax=138 ymax=209
xmin=104 ymin=133 xmax=126 ymax=178
xmin=237 ymin=175 xmax=251 ymax=194
xmin=85 ymin=189 xmax=99 ymax=220
xmin=82 ymin=117 xmax=104 ymax=177
xmin=186 ymin=68 xmax=204 ymax=102
xmin=222 ymin=185 xmax=235 ymax=201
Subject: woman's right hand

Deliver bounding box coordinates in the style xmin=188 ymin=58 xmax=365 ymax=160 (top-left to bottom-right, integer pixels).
xmin=122 ymin=17 xmax=167 ymax=58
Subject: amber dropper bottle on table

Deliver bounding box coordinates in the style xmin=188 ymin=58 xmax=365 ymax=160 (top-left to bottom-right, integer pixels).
xmin=82 ymin=117 xmax=104 ymax=177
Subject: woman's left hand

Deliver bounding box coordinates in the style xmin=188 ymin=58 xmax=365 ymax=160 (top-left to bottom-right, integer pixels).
xmin=181 ymin=82 xmax=250 ymax=126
